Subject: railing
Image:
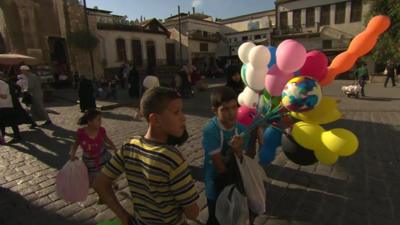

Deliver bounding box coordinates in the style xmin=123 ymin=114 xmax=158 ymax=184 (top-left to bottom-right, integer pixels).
xmin=273 ymin=22 xmax=321 ymax=36
xmin=188 ymin=31 xmax=222 ymax=42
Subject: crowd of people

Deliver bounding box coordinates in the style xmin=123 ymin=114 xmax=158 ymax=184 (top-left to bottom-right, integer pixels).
xmin=0 ymin=65 xmax=52 ymax=144
xmin=65 ymin=84 xmax=258 ymax=225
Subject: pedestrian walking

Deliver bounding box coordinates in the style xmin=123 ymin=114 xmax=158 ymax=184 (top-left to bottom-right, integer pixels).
xmin=355 ymin=62 xmax=368 ymax=97
xmin=0 ymin=71 xmax=36 ymax=144
xmin=18 ymin=65 xmax=52 ymax=126
xmin=69 ymin=109 xmax=118 ymax=186
xmin=78 ymin=76 xmax=97 ymax=112
xmin=128 ymin=64 xmax=140 ymax=98
xmin=384 ymin=60 xmax=396 ymax=88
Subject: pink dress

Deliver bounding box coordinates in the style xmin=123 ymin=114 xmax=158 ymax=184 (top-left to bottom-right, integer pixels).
xmin=77 ymin=127 xmax=111 ymax=176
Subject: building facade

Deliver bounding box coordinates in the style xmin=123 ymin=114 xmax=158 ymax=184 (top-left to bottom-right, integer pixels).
xmin=88 ymin=8 xmax=171 ymax=75
xmin=218 ymin=10 xmax=276 ymax=63
xmin=273 ymin=0 xmax=370 ymax=59
xmin=163 ymin=11 xmax=223 ymax=71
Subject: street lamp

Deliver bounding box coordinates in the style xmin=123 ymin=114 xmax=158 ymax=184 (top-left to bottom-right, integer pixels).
xmin=82 ymin=0 xmax=96 ymax=79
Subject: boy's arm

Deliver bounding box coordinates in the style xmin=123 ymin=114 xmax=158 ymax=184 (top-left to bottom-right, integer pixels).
xmin=93 ymin=174 xmax=131 ymax=225
xmin=169 ymin=160 xmax=200 ymax=220
xmin=95 ymin=147 xmax=128 ymax=223
xmin=211 ymin=153 xmax=227 ymax=173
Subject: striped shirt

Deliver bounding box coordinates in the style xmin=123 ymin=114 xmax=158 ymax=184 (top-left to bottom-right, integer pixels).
xmin=102 ymin=136 xmax=199 ymax=225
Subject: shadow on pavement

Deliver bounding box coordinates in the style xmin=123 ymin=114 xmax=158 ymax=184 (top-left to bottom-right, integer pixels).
xmin=0 ymin=187 xmax=87 ymax=225
xmin=8 ymin=124 xmax=75 ymax=169
xmin=260 ymin=117 xmax=400 ymax=225
xmin=101 ymin=111 xmax=134 ymax=122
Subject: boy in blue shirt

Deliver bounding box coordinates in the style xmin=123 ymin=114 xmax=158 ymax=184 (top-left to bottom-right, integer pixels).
xmin=202 ymin=86 xmax=255 ymax=225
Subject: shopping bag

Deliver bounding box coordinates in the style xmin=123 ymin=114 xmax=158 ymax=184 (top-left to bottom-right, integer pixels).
xmin=56 ymin=160 xmax=89 ymax=202
xmin=236 ymin=155 xmax=267 ymax=215
xmin=216 ymin=184 xmax=249 ymax=225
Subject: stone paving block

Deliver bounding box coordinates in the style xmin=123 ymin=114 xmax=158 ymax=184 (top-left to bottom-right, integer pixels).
xmin=57 ymin=202 xmax=85 ymax=218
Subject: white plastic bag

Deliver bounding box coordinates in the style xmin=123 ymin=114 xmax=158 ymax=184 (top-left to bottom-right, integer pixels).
xmin=56 ymin=160 xmax=89 ymax=202
xmin=216 ymin=184 xmax=249 ymax=225
xmin=236 ymin=155 xmax=267 ymax=215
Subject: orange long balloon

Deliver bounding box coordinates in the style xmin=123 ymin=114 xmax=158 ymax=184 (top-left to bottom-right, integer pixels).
xmin=320 ymin=15 xmax=391 ymax=86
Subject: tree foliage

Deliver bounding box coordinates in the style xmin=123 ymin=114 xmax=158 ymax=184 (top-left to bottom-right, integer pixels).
xmin=367 ymin=0 xmax=400 ymax=63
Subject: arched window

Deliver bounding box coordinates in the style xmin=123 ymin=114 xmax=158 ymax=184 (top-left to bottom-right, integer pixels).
xmin=116 ymin=38 xmax=126 ymax=62
xmin=131 ymin=40 xmax=143 ymax=66
xmin=146 ymin=40 xmax=156 ymax=68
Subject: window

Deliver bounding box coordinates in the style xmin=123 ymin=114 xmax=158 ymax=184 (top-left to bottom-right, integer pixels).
xmin=116 ymin=38 xmax=126 ymax=62
xmin=203 ymin=31 xmax=208 ymax=37
xmin=248 ymin=21 xmax=260 ymax=30
xmin=242 ymin=36 xmax=248 ymax=41
xmin=350 ymin=0 xmax=362 ymax=22
xmin=306 ymin=7 xmax=315 ymax=27
xmin=233 ymin=37 xmax=237 ymax=42
xmin=280 ymin=11 xmax=288 ymax=28
xmin=131 ymin=40 xmax=143 ymax=66
xmin=293 ymin=9 xmax=301 ymax=28
xmin=254 ymin=34 xmax=261 ymax=40
xmin=200 ymin=43 xmax=208 ymax=52
xmin=320 ymin=5 xmax=331 ymax=26
xmin=335 ymin=2 xmax=346 ymax=24
xmin=322 ymin=40 xmax=332 ymax=49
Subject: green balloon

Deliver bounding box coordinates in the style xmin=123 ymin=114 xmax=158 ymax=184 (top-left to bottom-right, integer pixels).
xmin=262 ymin=90 xmax=281 ymax=109
xmin=241 ymin=64 xmax=249 ymax=87
xmin=98 ymin=220 xmax=122 ymax=225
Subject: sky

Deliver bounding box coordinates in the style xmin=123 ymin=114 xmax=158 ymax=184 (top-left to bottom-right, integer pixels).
xmin=85 ymin=0 xmax=275 ymax=21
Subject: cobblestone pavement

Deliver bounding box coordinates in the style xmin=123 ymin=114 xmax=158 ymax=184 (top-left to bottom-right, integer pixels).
xmin=0 ymin=80 xmax=399 ymax=225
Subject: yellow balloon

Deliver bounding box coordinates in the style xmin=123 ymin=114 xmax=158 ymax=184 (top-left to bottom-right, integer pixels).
xmin=292 ymin=122 xmax=325 ymax=150
xmin=314 ymin=147 xmax=339 ymax=165
xmin=321 ymin=128 xmax=359 ymax=156
xmin=291 ymin=97 xmax=342 ymax=124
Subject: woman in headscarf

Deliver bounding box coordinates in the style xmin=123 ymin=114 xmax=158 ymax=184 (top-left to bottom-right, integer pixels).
xmin=78 ymin=76 xmax=96 ymax=112
xmin=18 ymin=65 xmax=52 ymax=125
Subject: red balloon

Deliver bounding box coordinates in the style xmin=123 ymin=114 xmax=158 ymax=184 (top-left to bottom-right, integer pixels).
xmin=300 ymin=51 xmax=328 ymax=81
xmin=237 ymin=106 xmax=257 ymax=126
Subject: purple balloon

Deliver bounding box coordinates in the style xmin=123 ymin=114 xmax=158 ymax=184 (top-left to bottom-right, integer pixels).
xmin=264 ymin=65 xmax=294 ymax=96
xmin=299 ymin=50 xmax=328 ymax=81
xmin=276 ymin=40 xmax=307 ymax=73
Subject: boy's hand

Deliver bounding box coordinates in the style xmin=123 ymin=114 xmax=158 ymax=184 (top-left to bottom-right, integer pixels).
xmin=230 ymin=135 xmax=243 ymax=157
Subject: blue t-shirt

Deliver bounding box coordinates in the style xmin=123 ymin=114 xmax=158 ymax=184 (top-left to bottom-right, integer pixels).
xmin=202 ymin=117 xmax=249 ymax=200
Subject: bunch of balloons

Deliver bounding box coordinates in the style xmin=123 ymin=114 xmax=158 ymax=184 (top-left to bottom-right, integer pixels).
xmin=236 ymin=15 xmax=391 ymax=166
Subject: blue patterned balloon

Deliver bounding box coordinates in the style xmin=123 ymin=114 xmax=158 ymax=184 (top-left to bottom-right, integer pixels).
xmin=282 ymin=76 xmax=322 ymax=112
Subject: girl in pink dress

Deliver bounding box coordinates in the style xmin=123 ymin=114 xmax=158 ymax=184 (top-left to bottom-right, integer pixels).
xmin=69 ymin=109 xmax=118 ymax=185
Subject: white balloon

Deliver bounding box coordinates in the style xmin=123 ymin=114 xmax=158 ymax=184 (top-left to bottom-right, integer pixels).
xmin=240 ymin=87 xmax=259 ymax=108
xmin=143 ymin=75 xmax=160 ymax=89
xmin=238 ymin=42 xmax=256 ymax=64
xmin=246 ymin=65 xmax=268 ymax=91
xmin=238 ymin=91 xmax=245 ymax=106
xmin=248 ymin=45 xmax=271 ymax=68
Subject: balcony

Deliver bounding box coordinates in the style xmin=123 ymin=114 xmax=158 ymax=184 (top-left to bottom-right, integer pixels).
xmin=188 ymin=31 xmax=222 ymax=42
xmin=272 ymin=23 xmax=321 ymax=38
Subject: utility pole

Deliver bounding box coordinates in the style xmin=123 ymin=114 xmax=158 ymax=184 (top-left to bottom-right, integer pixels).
xmin=178 ymin=5 xmax=183 ymax=66
xmin=83 ymin=0 xmax=96 ymax=79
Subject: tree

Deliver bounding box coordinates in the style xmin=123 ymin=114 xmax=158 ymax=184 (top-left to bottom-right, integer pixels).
xmin=367 ymin=0 xmax=400 ymax=63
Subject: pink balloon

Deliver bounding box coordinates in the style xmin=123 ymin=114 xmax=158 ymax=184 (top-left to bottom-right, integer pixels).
xmin=276 ymin=40 xmax=307 ymax=73
xmin=237 ymin=106 xmax=257 ymax=126
xmin=264 ymin=65 xmax=294 ymax=96
xmin=300 ymin=51 xmax=328 ymax=81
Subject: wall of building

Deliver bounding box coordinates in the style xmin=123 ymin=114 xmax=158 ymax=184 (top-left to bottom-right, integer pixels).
xmin=96 ymin=29 xmax=168 ymax=68
xmin=278 ymin=0 xmax=370 ymax=36
xmin=223 ymin=16 xmax=272 ymax=32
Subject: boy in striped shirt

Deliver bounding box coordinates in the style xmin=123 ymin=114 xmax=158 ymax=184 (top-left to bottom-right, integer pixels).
xmin=94 ymin=87 xmax=199 ymax=225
